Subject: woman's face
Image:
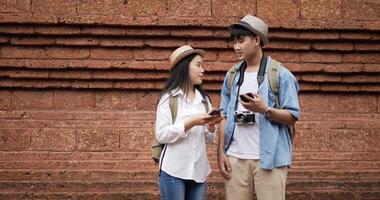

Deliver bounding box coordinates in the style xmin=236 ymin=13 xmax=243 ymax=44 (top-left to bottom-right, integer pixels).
xmin=188 ymin=54 xmax=204 ymax=85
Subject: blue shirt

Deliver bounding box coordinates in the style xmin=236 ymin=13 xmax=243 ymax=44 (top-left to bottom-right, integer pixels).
xmin=219 ymin=56 xmax=301 ymax=169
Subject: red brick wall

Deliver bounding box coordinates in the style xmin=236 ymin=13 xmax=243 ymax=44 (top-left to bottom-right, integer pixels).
xmin=0 ymin=0 xmax=379 ymax=199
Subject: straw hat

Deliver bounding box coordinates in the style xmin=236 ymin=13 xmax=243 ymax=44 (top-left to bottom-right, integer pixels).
xmin=169 ymin=45 xmax=205 ymax=67
xmin=229 ymin=14 xmax=269 ymax=46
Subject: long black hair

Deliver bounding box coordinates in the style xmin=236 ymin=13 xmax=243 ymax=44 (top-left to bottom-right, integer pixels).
xmin=159 ymin=53 xmax=209 ymax=102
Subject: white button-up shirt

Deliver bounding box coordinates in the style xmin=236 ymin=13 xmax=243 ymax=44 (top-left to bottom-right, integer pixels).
xmin=155 ymin=88 xmax=215 ymax=183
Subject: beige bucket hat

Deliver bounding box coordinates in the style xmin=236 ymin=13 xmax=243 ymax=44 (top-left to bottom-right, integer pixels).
xmin=169 ymin=45 xmax=205 ymax=67
xmin=229 ymin=14 xmax=269 ymax=46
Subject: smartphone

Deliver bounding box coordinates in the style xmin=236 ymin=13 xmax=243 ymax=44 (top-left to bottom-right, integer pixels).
xmin=209 ymin=108 xmax=223 ymax=116
xmin=240 ymin=93 xmax=254 ymax=102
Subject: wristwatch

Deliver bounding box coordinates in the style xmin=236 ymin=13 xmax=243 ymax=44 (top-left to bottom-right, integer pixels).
xmin=264 ymin=107 xmax=272 ymax=118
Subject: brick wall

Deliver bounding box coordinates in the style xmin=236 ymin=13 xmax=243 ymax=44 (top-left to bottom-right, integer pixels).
xmin=0 ymin=0 xmax=379 ymax=199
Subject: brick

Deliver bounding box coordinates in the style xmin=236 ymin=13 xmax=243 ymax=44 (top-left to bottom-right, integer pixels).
xmin=300 ymin=93 xmax=339 ymax=113
xmin=95 ymin=91 xmax=137 ymax=111
xmin=76 ymin=129 xmax=119 ymax=151
xmin=338 ymin=95 xmax=377 ymax=113
xmin=135 ymin=91 xmax=160 ymax=110
xmin=0 ymin=90 xmax=11 ymax=110
xmin=0 ymin=129 xmax=30 ymax=150
xmin=300 ymin=52 xmax=341 ymax=63
xmin=77 ymin=0 xmax=128 ymax=15
xmin=189 ymin=39 xmax=229 ymax=49
xmin=201 ymin=50 xmax=218 ymax=62
xmin=167 ymin=0 xmax=212 ymax=17
xmin=218 ymin=51 xmax=238 ymax=62
xmin=46 ymin=47 xmax=89 ymax=59
xmin=128 ymin=0 xmax=167 ymax=17
xmin=301 ymin=74 xmax=340 ymax=83
xmin=112 ymin=60 xmax=169 ymax=70
xmin=343 ymin=0 xmax=380 ymax=20
xmin=320 ymin=84 xmax=360 ymax=92
xmin=0 ymin=0 xmax=31 ymax=13
xmin=49 ymin=70 xmax=92 ymax=79
xmin=342 ymin=53 xmax=380 ymax=63
xmin=120 ymin=129 xmax=152 ymax=151
xmin=301 ymin=0 xmax=342 ymax=20
xmin=342 ymin=75 xmax=379 ymax=83
xmin=0 ymin=36 xmax=10 ymax=44
xmin=54 ymin=90 xmax=94 ymax=110
xmin=269 ymin=31 xmax=300 ymax=40
xmin=32 ymin=0 xmax=77 ymax=15
xmin=268 ymin=41 xmax=311 ymax=50
xmin=340 ymin=32 xmax=372 ymax=40
xmin=170 ymin=29 xmax=212 ymax=37
xmin=354 ymin=43 xmax=380 ymax=51
xmin=10 ymin=37 xmax=55 ymax=45
xmin=12 ymin=90 xmax=53 ymax=110
xmin=100 ymin=39 xmax=144 ymax=47
xmin=55 ymin=38 xmax=99 ymax=46
xmin=269 ymin=51 xmax=300 ymax=63
xmin=0 ymin=69 xmax=49 ymax=79
xmin=134 ymin=48 xmax=171 ymax=61
xmin=90 ymin=48 xmax=134 ymax=60
xmin=298 ymin=32 xmax=340 ymax=40
xmin=1 ymin=46 xmax=45 ymax=58
xmin=144 ymin=39 xmax=184 ymax=48
xmin=34 ymin=26 xmax=81 ymax=35
xmin=358 ymin=191 xmax=380 ymax=200
xmin=311 ymin=191 xmax=355 ymax=200
xmin=212 ymin=0 xmax=256 ymax=17
xmin=296 ymin=129 xmax=379 ymax=152
xmin=77 ymin=193 xmax=126 ymax=200
xmin=312 ymin=42 xmax=354 ymax=51
xmin=30 ymin=129 xmax=75 ymax=151
xmin=258 ymin=0 xmax=299 ymax=20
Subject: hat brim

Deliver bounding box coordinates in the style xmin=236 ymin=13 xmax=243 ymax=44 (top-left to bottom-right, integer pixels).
xmin=229 ymin=23 xmax=269 ymax=46
xmin=171 ymin=49 xmax=205 ymax=67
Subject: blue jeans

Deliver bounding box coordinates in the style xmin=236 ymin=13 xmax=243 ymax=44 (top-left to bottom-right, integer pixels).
xmin=159 ymin=170 xmax=206 ymax=200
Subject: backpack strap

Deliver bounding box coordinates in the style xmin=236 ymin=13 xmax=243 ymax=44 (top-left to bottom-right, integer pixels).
xmin=268 ymin=59 xmax=281 ymax=108
xmin=226 ymin=67 xmax=237 ymax=96
xmin=226 ymin=61 xmax=245 ymax=95
xmin=168 ymin=92 xmax=178 ymax=123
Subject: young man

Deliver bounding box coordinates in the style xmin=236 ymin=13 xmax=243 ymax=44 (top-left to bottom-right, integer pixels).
xmin=218 ymin=15 xmax=301 ymax=200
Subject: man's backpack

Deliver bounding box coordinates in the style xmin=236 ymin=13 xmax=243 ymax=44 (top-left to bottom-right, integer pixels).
xmin=152 ymin=94 xmax=209 ymax=163
xmin=226 ymin=58 xmax=295 ymax=143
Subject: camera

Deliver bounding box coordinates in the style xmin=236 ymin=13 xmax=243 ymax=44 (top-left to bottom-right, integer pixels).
xmin=234 ymin=111 xmax=255 ymax=124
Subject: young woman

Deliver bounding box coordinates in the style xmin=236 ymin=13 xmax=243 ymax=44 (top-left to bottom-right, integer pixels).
xmin=155 ymin=45 xmax=222 ymax=200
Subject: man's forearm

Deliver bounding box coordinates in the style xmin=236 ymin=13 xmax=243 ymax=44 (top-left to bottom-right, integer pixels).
xmin=217 ymin=118 xmax=226 ymax=154
xmin=265 ymin=107 xmax=296 ymax=126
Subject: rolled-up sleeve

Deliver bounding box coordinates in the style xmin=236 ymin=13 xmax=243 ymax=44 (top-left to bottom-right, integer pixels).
xmin=279 ymin=67 xmax=301 ymax=120
xmin=204 ymin=99 xmax=216 ymax=144
xmin=219 ymin=72 xmax=230 ymax=116
xmin=155 ymin=96 xmax=187 ymax=144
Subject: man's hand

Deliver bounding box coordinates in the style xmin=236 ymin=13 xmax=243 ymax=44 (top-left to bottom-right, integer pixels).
xmin=217 ymin=151 xmax=231 ymax=180
xmin=240 ymin=93 xmax=267 ymax=113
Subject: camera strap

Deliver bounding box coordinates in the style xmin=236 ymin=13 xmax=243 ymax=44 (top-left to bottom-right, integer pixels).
xmin=257 ymin=56 xmax=268 ymax=86
xmin=237 ymin=55 xmax=268 ymax=87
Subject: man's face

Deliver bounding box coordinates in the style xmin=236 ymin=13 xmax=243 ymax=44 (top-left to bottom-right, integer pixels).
xmin=233 ymin=35 xmax=260 ymax=61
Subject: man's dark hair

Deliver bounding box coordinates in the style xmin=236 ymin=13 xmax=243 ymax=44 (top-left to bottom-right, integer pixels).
xmin=230 ymin=25 xmax=263 ymax=46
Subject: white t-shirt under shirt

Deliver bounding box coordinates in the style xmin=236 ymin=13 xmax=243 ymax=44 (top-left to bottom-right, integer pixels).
xmin=226 ymin=71 xmax=261 ymax=159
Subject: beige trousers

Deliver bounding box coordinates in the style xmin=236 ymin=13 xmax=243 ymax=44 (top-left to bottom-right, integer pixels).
xmin=225 ymin=156 xmax=288 ymax=200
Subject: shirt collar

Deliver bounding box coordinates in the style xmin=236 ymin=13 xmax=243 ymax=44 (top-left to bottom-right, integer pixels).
xmin=170 ymin=88 xmax=206 ymax=105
